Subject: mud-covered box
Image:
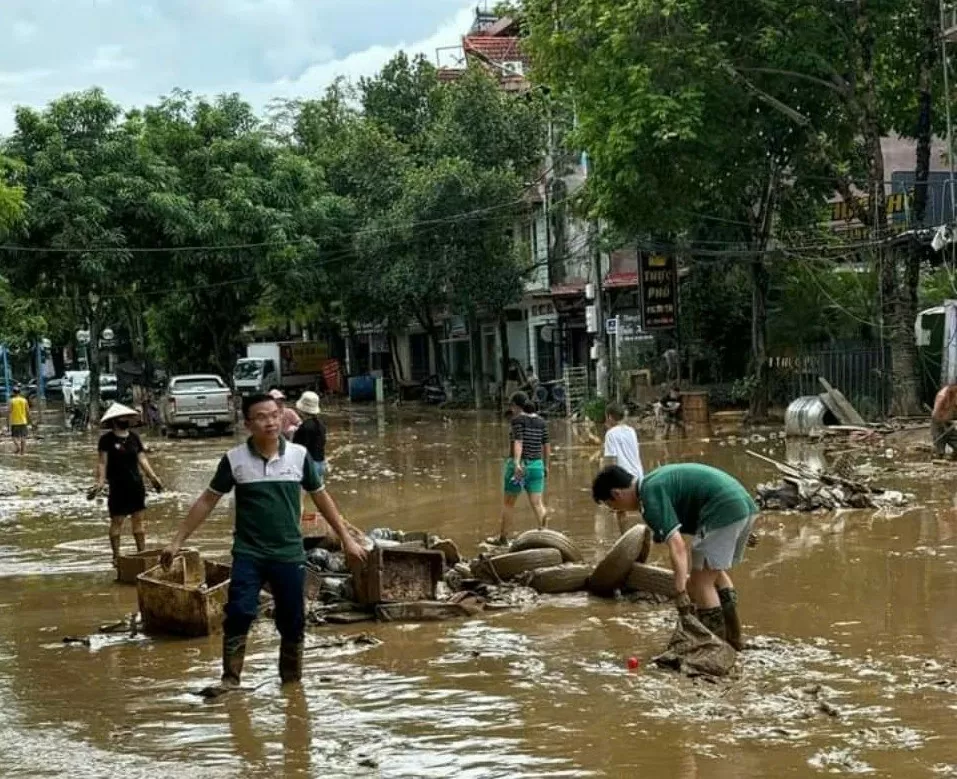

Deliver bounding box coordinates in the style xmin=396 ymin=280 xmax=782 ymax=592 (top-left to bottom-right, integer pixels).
xmin=350 ymin=546 xmax=444 ymax=605
xmin=136 ymin=551 xmax=231 ymax=636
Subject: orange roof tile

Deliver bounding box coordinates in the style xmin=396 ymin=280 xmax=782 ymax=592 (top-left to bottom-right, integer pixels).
xmin=463 ymin=35 xmax=528 ymax=66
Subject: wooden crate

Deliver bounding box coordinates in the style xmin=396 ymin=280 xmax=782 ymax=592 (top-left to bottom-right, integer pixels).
xmin=682 ymin=391 xmax=711 ymax=426
xmin=136 ymin=552 xmax=231 ymax=637
xmin=349 ymin=546 xmax=444 ymax=605
xmin=116 ymin=548 xmax=168 ymax=585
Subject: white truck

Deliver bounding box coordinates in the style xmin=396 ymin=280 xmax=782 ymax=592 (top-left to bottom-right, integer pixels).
xmin=232 ymin=341 xmax=328 ymax=397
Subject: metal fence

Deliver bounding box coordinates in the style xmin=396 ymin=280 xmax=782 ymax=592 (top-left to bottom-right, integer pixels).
xmin=768 ymin=343 xmax=891 ymax=418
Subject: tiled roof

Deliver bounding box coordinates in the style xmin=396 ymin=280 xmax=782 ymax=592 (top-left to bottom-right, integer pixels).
xmin=463 ymin=35 xmax=529 ymax=66
xmin=437 ymin=67 xmax=465 ymax=82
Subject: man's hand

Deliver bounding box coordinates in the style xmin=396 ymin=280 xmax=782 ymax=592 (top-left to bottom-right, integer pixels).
xmin=342 ymin=537 xmax=368 ymax=565
xmin=674 ymin=590 xmax=695 ymax=616
xmin=150 ymin=476 xmax=164 ymax=493
xmin=159 ymin=544 xmax=179 ymax=570
xmin=86 ymin=484 xmax=104 ymax=501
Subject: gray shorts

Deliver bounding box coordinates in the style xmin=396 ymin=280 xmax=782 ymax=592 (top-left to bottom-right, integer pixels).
xmin=691 ymin=515 xmax=757 ymax=571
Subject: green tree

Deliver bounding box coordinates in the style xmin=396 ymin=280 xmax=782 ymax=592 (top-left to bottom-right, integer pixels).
xmin=526 ymin=0 xmax=841 ymax=418
xmin=141 ymin=91 xmax=347 ymax=374
xmin=0 ymin=156 xmax=25 ymax=239
xmin=3 ymin=89 xmax=177 ymax=417
xmin=295 ymin=63 xmax=544 ymax=393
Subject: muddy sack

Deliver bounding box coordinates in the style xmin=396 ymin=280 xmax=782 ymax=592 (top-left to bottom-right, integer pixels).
xmin=652 ymin=612 xmax=736 ymax=678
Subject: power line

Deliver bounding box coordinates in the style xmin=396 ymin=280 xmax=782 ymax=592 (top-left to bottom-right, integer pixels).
xmin=0 ymin=184 xmax=582 ymax=256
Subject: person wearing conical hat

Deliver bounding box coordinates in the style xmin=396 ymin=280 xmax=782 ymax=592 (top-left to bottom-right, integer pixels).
xmin=91 ymin=402 xmax=164 ymax=566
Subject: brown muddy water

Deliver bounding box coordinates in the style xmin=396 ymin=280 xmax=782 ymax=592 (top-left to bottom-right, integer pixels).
xmin=0 ymin=410 xmax=956 ymax=778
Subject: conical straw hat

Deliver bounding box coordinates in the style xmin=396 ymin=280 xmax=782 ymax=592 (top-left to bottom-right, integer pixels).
xmin=100 ymin=402 xmax=139 ymax=426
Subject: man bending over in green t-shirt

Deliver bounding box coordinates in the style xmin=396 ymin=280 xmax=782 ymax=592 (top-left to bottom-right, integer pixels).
xmin=592 ymin=463 xmax=757 ymax=650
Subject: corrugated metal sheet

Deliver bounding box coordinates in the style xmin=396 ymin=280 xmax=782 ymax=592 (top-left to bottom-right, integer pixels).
xmin=785 ymin=396 xmax=838 ymax=437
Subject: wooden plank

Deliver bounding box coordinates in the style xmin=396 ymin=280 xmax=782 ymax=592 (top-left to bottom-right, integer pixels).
xmin=818 ymin=390 xmax=848 ymax=425
xmin=818 ymin=377 xmax=867 ymax=426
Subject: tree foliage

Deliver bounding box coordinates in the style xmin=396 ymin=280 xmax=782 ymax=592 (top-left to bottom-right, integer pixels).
xmin=525 ymin=0 xmax=950 ymax=415
xmin=0 ymin=53 xmax=545 ymax=399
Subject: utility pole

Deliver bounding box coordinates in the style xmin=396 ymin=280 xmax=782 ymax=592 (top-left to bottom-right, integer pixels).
xmin=591 ymin=222 xmax=608 ymax=398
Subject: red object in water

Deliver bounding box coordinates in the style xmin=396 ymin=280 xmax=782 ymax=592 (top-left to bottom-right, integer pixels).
xmin=627 ymin=656 xmax=640 ymax=670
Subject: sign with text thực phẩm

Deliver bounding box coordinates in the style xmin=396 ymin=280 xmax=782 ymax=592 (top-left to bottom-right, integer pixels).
xmin=639 ymin=252 xmax=677 ymax=330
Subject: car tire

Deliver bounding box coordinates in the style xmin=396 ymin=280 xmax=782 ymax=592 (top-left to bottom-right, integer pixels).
xmin=483 ymin=548 xmax=563 ymax=581
xmin=528 ymin=563 xmax=593 ymax=594
xmin=588 ymin=524 xmax=652 ymax=596
xmin=509 ymin=529 xmax=583 ymax=563
xmin=623 ymin=563 xmax=676 ymax=597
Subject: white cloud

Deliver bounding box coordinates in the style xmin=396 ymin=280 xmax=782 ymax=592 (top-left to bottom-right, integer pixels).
xmin=86 ymin=45 xmax=136 ymax=75
xmin=12 ymin=21 xmax=37 ymax=42
xmin=0 ymin=70 xmax=53 ymax=88
xmin=0 ymin=0 xmax=475 ymax=135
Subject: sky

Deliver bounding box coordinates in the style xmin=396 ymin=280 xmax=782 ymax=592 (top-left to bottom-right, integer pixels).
xmin=0 ymin=0 xmax=478 ymax=135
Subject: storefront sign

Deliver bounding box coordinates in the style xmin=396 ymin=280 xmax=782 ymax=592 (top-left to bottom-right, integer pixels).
xmin=640 ymin=253 xmax=677 ymax=330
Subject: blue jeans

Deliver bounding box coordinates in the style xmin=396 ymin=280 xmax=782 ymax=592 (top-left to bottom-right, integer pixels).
xmin=224 ymin=555 xmax=306 ymax=643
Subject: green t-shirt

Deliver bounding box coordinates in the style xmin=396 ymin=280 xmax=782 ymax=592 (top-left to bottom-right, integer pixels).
xmin=638 ymin=463 xmax=757 ymax=543
xmin=209 ymin=437 xmax=323 ymax=563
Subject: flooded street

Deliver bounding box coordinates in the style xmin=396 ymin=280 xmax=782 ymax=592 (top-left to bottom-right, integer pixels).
xmin=1 ymin=410 xmax=956 ymax=777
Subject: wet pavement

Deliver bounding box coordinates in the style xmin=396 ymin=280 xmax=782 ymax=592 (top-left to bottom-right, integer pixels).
xmin=1 ymin=410 xmax=956 ymax=777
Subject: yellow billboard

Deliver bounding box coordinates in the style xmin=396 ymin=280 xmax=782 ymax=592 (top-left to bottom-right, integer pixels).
xmin=280 ymin=341 xmax=328 ymax=376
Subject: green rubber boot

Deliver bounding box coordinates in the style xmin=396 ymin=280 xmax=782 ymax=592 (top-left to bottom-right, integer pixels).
xmin=697 ymin=606 xmax=727 ymax=641
xmin=222 ymin=634 xmax=247 ymax=689
xmin=279 ymin=641 xmax=304 ymax=684
xmin=718 ymin=588 xmax=743 ymax=651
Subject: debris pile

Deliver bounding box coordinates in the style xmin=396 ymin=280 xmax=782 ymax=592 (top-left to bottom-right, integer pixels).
xmin=749 ymin=450 xmax=910 ymax=511
xmin=303 ymin=524 xmax=675 ymax=627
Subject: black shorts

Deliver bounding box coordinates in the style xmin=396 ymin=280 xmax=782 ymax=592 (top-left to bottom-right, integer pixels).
xmin=11 ymin=424 xmax=28 ymax=439
xmin=108 ymin=484 xmax=147 ymax=517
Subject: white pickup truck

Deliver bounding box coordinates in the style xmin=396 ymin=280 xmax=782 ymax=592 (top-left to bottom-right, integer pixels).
xmin=161 ymin=374 xmax=234 ymax=436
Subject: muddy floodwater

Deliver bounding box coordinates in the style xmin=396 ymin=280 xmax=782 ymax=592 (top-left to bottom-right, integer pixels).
xmin=1 ymin=409 xmax=956 ymax=777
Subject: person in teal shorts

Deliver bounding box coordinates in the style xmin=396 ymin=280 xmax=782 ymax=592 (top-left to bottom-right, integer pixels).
xmin=496 ymin=392 xmax=550 ymax=543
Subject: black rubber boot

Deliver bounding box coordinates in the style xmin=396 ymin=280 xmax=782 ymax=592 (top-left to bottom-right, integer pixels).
xmin=697 ymin=606 xmax=727 ymax=641
xmin=279 ymin=641 xmax=304 ymax=684
xmin=222 ymin=634 xmax=247 ymax=688
xmin=718 ymin=588 xmax=743 ymax=651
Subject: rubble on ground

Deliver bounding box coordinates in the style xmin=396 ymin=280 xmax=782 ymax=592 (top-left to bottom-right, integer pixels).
xmin=300 ymin=524 xmax=665 ymax=627
xmin=749 ymin=450 xmax=911 ymax=512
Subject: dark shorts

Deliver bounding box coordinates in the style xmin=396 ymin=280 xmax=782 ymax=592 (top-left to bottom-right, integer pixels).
xmin=224 ymin=555 xmax=306 ymax=641
xmin=108 ymin=484 xmax=147 ymax=517
xmin=11 ymin=425 xmax=27 ymax=439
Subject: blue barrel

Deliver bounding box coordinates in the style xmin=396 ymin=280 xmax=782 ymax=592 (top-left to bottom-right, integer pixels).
xmin=348 ymin=375 xmax=375 ymax=402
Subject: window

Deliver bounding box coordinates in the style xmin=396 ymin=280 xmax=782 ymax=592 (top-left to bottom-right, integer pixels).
xmin=172 ymin=377 xmax=226 ymax=393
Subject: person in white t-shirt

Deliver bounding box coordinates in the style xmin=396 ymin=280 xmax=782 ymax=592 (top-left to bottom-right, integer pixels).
xmin=602 ymin=403 xmax=644 ymax=534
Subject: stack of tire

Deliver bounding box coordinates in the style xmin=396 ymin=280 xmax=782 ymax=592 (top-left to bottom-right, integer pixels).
xmin=474 ymin=526 xmax=676 ymax=597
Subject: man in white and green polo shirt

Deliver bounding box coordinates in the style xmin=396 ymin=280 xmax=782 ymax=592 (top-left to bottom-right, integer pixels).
xmin=161 ymin=393 xmax=367 ymax=689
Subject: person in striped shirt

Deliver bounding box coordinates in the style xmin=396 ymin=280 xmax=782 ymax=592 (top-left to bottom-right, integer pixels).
xmin=496 ymin=392 xmax=550 ymax=543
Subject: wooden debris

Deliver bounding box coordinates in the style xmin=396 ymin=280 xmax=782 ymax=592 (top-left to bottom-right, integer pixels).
xmin=747 ymin=450 xmax=909 ymax=511
xmin=818 ymin=377 xmax=867 ymax=426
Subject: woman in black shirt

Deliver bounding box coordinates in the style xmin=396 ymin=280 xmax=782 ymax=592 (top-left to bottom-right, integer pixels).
xmin=293 ymin=391 xmax=327 ymax=480
xmin=92 ymin=403 xmax=163 ymax=566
